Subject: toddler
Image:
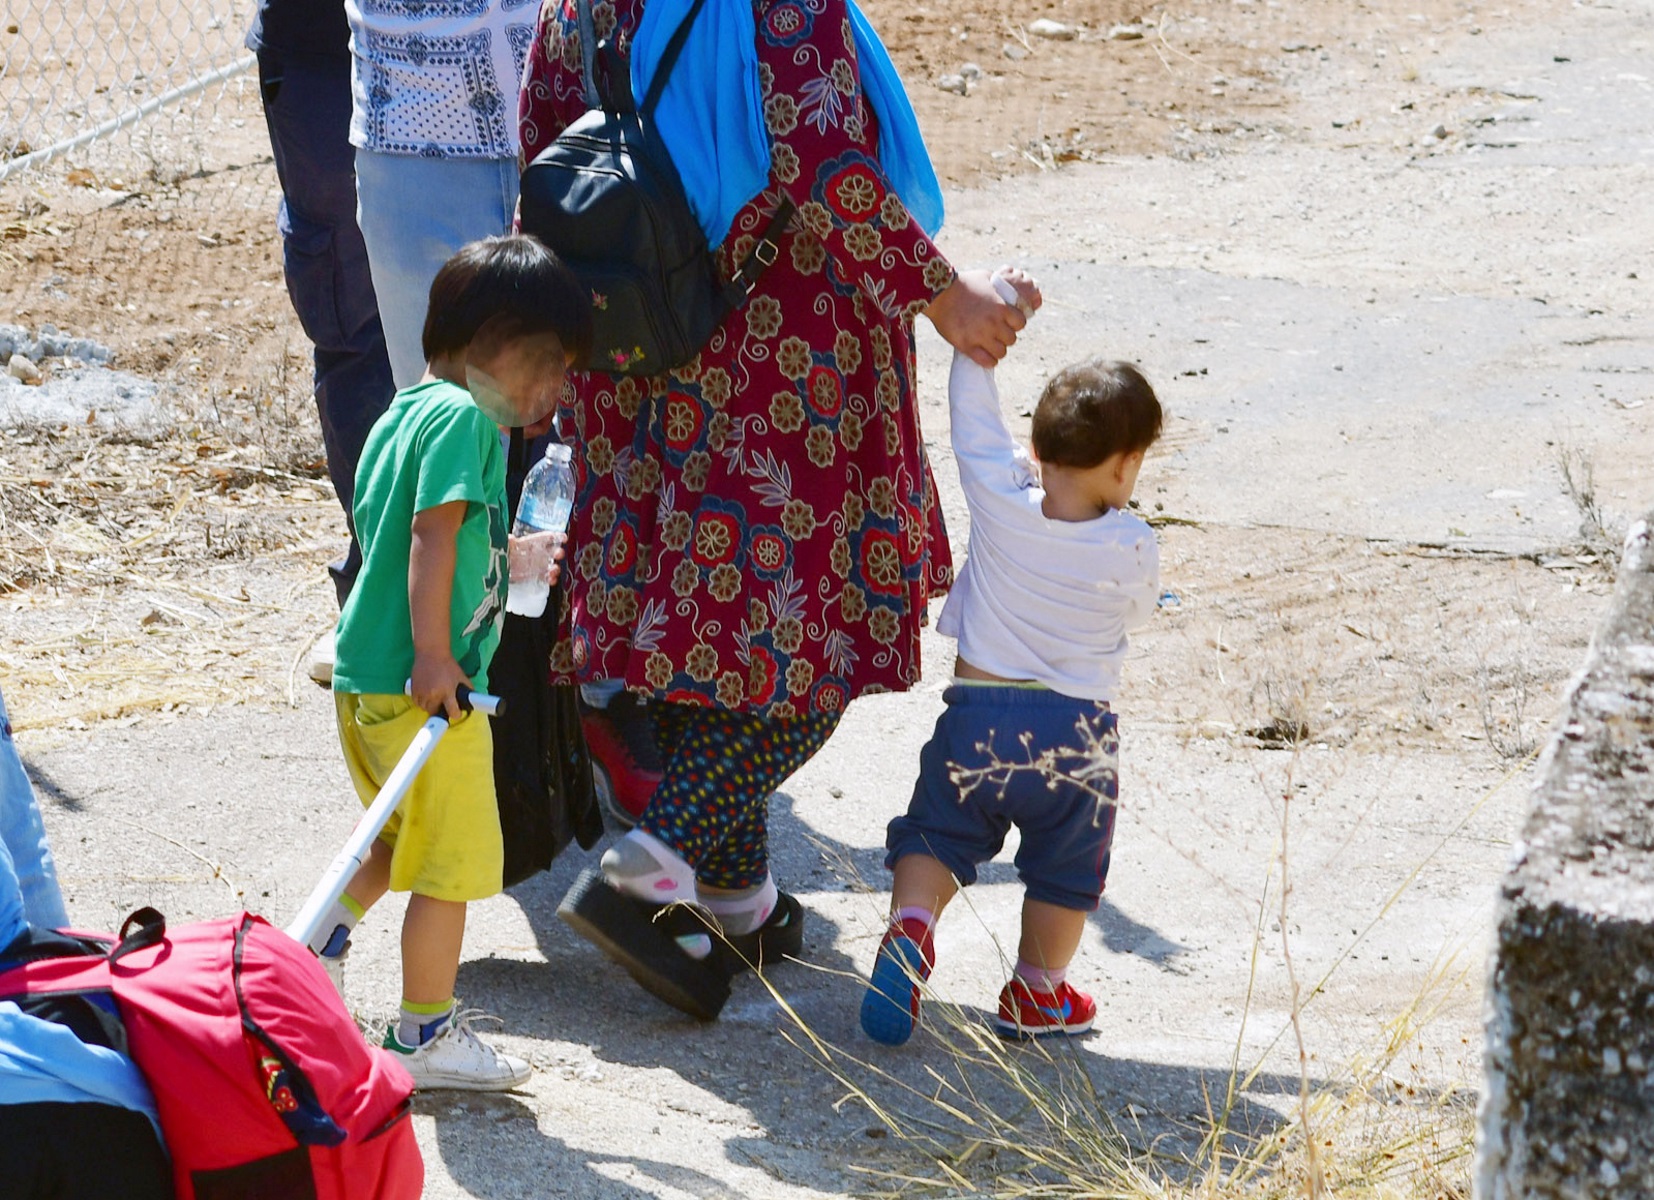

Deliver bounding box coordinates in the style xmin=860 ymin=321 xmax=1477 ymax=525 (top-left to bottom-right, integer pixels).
xmin=861 ymin=270 xmax=1162 ymax=1043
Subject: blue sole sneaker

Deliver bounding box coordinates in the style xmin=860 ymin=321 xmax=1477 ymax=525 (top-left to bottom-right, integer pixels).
xmin=860 ymin=934 xmax=931 ymax=1046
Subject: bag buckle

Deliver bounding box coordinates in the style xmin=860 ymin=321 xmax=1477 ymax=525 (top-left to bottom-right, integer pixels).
xmin=753 ymin=239 xmax=779 ymax=268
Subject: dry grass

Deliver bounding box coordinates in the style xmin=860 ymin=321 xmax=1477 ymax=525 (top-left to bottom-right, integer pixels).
xmin=761 ymin=745 xmax=1538 ymax=1200
xmin=0 ymin=337 xmax=342 ymax=733
xmin=1555 ymin=443 xmax=1622 ymax=565
xmin=763 ymin=938 xmax=1479 ymax=1200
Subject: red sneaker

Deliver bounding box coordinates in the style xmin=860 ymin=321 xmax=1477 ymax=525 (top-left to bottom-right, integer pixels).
xmin=580 ymin=697 xmax=663 ymax=831
xmin=993 ymin=977 xmax=1097 ymax=1040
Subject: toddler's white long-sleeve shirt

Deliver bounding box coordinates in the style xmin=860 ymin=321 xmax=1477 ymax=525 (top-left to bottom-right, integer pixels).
xmin=936 ymin=353 xmax=1160 ymax=702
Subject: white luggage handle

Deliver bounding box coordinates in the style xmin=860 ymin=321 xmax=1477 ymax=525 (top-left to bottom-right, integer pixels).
xmin=286 ymin=686 xmax=502 ymax=948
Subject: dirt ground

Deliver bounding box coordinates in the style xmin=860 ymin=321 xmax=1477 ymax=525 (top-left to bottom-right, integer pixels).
xmin=0 ymin=0 xmax=1622 ymax=741
xmin=4 ymin=0 xmax=1653 ymax=1196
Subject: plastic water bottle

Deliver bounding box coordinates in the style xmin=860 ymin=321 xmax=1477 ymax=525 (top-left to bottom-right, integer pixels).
xmin=506 ymin=443 xmax=575 ymax=618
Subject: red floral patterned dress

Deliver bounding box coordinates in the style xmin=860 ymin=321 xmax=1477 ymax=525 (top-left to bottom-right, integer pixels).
xmin=520 ymin=0 xmax=956 ymax=719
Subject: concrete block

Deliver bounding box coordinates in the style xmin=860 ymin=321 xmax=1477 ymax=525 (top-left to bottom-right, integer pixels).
xmin=1477 ymin=512 xmax=1654 ymax=1198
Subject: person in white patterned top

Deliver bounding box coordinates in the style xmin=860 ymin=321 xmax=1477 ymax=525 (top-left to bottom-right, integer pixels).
xmin=346 ymin=0 xmax=541 ymax=387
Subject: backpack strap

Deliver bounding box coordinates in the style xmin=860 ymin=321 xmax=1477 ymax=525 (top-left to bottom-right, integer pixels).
xmin=720 ymin=198 xmax=797 ymax=307
xmin=0 ymin=926 xmax=130 ymax=1055
xmin=639 ymin=0 xmax=711 ymax=116
xmin=0 ymin=926 xmax=111 ymax=971
xmin=574 ymin=0 xmax=600 ymax=108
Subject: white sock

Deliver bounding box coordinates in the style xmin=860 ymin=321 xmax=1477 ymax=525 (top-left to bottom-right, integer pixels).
xmin=601 ymin=830 xmax=698 ymax=904
xmin=699 ymin=875 xmax=778 ymax=936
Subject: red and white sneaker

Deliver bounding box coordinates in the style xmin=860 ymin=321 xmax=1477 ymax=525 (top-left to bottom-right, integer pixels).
xmin=581 ymin=695 xmax=663 ymax=832
xmin=993 ymin=977 xmax=1097 ymax=1040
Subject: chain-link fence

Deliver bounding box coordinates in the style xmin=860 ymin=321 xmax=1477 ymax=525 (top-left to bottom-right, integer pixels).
xmin=0 ymin=0 xmax=254 ymax=185
xmin=1 ymin=1 xmax=299 ymax=444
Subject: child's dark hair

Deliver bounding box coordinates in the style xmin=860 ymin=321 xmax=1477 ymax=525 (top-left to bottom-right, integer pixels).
xmin=422 ymin=234 xmax=592 ymax=366
xmin=1031 ymin=359 xmax=1162 ymax=468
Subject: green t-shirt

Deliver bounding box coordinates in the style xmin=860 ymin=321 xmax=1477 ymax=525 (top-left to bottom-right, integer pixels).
xmin=334 ymin=381 xmax=508 ymax=695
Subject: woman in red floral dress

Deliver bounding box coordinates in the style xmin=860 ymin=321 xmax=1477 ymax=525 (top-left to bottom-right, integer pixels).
xmin=520 ymin=0 xmax=1027 ymax=1018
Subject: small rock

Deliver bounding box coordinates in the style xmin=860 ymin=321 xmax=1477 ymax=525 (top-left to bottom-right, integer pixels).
xmin=1107 ymin=24 xmax=1144 ymax=40
xmin=960 ymin=62 xmax=983 ymax=80
xmin=1281 ymin=41 xmax=1314 ymax=52
xmin=1603 ymin=1047 xmax=1622 ymax=1075
xmin=1431 ymin=123 xmax=1449 ymax=139
xmin=1028 ymin=18 xmax=1077 ymax=40
xmin=8 ymin=354 xmax=41 ymax=385
xmin=1002 ymin=43 xmax=1028 ymax=60
xmin=936 ymin=73 xmax=969 ymax=95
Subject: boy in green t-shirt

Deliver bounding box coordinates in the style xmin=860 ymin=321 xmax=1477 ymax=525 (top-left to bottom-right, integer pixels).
xmin=306 ymin=235 xmax=589 ymax=1091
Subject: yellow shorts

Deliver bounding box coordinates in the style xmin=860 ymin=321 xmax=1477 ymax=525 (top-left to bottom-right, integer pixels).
xmin=334 ymin=693 xmax=503 ymax=903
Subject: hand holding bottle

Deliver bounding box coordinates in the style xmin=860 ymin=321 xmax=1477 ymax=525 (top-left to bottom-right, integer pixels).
xmin=507 ymin=443 xmax=576 ymax=618
xmin=509 ymin=530 xmax=566 ymax=588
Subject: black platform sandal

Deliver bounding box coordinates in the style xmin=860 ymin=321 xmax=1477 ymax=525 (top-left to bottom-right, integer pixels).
xmin=557 ymin=868 xmax=732 ymax=1021
xmin=716 ymin=891 xmax=806 ymax=974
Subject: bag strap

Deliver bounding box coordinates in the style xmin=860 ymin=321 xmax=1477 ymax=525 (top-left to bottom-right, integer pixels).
xmin=639 ymin=0 xmax=710 ymax=116
xmin=0 ymin=925 xmax=111 ymax=972
xmin=719 ymin=198 xmax=797 ymax=307
xmin=108 ymin=906 xmax=166 ymax=966
xmin=574 ymin=0 xmax=600 ymax=108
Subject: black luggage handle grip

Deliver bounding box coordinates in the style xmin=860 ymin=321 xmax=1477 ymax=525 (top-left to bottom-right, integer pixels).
xmin=109 ymin=907 xmax=167 ymax=965
xmin=402 ymin=681 xmax=505 ymax=718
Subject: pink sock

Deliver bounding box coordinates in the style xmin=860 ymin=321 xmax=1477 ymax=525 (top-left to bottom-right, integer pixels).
xmin=1014 ymin=958 xmax=1067 ymax=994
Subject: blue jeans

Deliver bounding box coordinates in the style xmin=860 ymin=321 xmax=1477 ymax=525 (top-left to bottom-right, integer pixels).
xmin=353 ymin=150 xmax=521 ymax=390
xmin=0 ymin=686 xmax=69 ymax=933
xmin=257 ymin=50 xmax=395 ymax=606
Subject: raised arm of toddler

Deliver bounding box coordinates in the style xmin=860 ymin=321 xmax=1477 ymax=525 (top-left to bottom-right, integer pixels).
xmin=947 ymin=268 xmax=1043 ymax=493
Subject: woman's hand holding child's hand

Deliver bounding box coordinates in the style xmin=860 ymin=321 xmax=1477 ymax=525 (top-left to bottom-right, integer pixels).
xmin=992 ymin=267 xmax=1042 ymax=319
xmin=926 ymin=270 xmax=1028 ymax=367
xmin=926 ymin=268 xmax=1043 ymax=367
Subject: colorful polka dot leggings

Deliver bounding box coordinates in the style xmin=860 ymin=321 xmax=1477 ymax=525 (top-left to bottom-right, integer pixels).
xmin=638 ymin=703 xmax=842 ymax=890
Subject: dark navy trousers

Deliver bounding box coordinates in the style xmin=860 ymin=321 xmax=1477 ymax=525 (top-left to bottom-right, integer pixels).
xmin=256 ymin=51 xmax=395 ymax=606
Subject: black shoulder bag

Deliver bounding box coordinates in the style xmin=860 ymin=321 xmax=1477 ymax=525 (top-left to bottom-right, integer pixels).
xmin=518 ymin=0 xmax=794 ymax=376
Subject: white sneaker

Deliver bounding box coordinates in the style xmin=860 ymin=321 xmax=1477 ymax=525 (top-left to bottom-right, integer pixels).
xmin=382 ymin=1010 xmax=531 ymax=1092
xmin=307 ymin=631 xmax=335 ymax=687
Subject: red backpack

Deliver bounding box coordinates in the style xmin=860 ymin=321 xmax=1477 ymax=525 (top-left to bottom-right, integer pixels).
xmin=0 ymin=907 xmax=423 ymax=1200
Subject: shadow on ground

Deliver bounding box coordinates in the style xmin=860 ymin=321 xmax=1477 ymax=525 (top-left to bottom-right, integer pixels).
xmin=441 ymin=791 xmax=1292 ymax=1195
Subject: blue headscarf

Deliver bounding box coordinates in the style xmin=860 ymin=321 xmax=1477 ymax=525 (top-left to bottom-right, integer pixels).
xmin=631 ymin=0 xmax=946 ymax=248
